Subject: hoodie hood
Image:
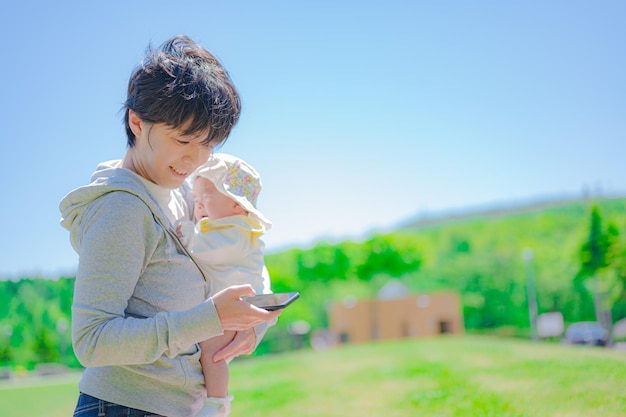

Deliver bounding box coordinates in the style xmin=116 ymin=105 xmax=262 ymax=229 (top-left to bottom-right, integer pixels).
xmin=59 ymin=160 xmax=181 ymax=252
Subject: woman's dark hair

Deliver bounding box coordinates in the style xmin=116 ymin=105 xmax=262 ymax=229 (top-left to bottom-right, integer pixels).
xmin=123 ymin=35 xmax=241 ymax=147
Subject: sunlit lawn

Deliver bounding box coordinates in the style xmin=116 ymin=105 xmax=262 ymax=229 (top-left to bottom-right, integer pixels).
xmin=0 ymin=372 xmax=81 ymax=417
xmin=2 ymin=336 xmax=625 ymax=417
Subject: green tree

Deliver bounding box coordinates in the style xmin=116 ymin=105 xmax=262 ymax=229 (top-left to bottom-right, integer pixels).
xmin=606 ymin=224 xmax=626 ymax=321
xmin=356 ymin=235 xmax=421 ymax=280
xmin=296 ymin=243 xmax=351 ymax=283
xmin=576 ymin=205 xmax=620 ymax=336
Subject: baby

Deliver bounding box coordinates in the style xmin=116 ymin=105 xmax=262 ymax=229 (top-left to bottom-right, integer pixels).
xmin=177 ymin=153 xmax=273 ymax=417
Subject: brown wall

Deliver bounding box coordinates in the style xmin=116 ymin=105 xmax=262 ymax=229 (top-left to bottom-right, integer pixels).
xmin=328 ymin=292 xmax=464 ymax=344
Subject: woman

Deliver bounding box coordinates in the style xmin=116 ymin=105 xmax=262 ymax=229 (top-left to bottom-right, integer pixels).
xmin=60 ymin=35 xmax=280 ymax=417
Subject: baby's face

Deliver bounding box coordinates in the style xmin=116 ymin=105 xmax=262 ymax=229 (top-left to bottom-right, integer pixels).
xmin=192 ymin=176 xmax=246 ymax=221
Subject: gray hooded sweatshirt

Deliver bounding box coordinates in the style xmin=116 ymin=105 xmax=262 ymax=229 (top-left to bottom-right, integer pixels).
xmin=60 ymin=162 xmax=224 ymax=417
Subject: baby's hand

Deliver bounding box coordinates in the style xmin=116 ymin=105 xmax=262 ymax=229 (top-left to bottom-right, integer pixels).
xmin=175 ymin=223 xmax=183 ymax=238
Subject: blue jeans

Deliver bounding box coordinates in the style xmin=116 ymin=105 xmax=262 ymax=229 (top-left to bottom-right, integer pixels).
xmin=73 ymin=393 xmax=165 ymax=417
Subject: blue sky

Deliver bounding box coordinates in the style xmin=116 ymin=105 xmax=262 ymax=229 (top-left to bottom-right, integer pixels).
xmin=1 ymin=1 xmax=624 ymax=278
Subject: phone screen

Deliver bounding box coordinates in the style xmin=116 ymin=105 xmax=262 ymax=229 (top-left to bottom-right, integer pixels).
xmin=244 ymin=292 xmax=300 ymax=310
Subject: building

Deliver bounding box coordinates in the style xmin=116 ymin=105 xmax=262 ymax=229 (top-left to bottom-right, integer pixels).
xmin=328 ymin=292 xmax=464 ymax=344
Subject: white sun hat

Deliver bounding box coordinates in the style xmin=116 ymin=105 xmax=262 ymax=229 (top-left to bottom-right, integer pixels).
xmin=193 ymin=153 xmax=272 ymax=230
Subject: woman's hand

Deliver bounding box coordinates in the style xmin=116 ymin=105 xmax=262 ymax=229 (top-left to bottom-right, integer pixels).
xmin=212 ymin=284 xmax=281 ymax=331
xmin=212 ymin=328 xmax=256 ymax=362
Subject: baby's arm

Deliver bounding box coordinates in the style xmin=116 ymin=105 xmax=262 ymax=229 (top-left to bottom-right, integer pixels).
xmin=174 ymin=219 xmax=196 ymax=246
xmin=251 ymin=265 xmax=276 ymax=346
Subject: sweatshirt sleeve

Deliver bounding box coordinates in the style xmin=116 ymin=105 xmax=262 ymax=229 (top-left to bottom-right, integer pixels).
xmin=71 ymin=192 xmax=223 ymax=367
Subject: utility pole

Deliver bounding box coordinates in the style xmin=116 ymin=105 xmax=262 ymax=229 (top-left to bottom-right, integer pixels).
xmin=523 ymin=248 xmax=539 ymax=341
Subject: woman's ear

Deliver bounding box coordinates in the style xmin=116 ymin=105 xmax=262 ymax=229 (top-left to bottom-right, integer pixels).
xmin=128 ymin=109 xmax=144 ymax=138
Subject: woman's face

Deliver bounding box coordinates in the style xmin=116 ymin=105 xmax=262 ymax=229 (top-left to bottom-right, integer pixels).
xmin=125 ymin=110 xmax=212 ymax=189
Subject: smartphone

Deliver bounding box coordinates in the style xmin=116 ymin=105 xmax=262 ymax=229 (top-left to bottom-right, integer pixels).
xmin=243 ymin=292 xmax=300 ymax=311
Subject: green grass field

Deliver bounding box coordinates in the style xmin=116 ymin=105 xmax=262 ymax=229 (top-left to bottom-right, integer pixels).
xmin=1 ymin=336 xmax=625 ymax=416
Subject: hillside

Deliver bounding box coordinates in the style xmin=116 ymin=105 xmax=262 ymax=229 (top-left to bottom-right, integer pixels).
xmin=264 ymin=195 xmax=626 ymax=341
xmin=400 ymin=193 xmax=625 ymax=231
